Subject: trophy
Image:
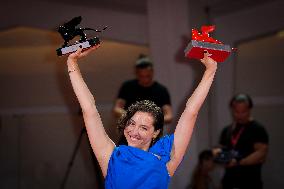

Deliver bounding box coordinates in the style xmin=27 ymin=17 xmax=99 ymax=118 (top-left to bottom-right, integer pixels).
xmin=184 ymin=25 xmax=235 ymax=62
xmin=56 ymin=16 xmax=107 ymax=56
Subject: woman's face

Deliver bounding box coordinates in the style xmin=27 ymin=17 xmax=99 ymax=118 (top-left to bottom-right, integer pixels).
xmin=124 ymin=111 xmax=160 ymax=151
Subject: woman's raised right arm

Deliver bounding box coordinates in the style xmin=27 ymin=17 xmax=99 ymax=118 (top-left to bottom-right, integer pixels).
xmin=67 ymin=46 xmax=115 ymax=177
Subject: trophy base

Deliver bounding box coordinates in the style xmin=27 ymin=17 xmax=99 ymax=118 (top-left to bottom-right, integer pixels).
xmin=56 ymin=37 xmax=100 ymax=56
xmin=184 ymin=40 xmax=231 ymax=62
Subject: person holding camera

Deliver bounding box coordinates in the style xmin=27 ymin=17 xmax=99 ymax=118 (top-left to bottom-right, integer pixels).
xmin=217 ymin=94 xmax=269 ymax=189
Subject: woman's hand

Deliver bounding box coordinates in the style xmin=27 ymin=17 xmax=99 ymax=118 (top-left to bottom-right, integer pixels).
xmin=68 ymin=45 xmax=100 ymax=62
xmin=200 ymin=51 xmax=217 ymax=71
xmin=67 ymin=45 xmax=100 ymax=72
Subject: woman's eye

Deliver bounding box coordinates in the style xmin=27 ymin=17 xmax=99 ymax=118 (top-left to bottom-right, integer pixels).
xmin=142 ymin=127 xmax=148 ymax=131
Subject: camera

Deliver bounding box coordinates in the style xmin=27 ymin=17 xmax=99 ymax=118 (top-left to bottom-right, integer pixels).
xmin=214 ymin=149 xmax=241 ymax=164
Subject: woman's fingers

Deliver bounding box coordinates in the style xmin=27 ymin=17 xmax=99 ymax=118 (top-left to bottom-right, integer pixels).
xmin=200 ymin=50 xmax=217 ymax=69
xmin=203 ymin=50 xmax=212 ymax=57
xmin=75 ymin=47 xmax=83 ymax=57
xmin=68 ymin=44 xmax=100 ymax=61
xmin=68 ymin=47 xmax=82 ymax=60
xmin=201 ymin=50 xmax=212 ymax=63
xmin=80 ymin=45 xmax=100 ymax=57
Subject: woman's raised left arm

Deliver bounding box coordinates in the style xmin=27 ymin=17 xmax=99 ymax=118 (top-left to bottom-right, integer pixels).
xmin=167 ymin=52 xmax=217 ymax=176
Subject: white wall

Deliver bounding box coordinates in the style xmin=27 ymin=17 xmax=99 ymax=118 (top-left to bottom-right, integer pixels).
xmin=1 ymin=1 xmax=148 ymax=45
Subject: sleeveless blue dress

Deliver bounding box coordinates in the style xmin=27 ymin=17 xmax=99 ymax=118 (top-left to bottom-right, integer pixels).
xmin=105 ymin=134 xmax=174 ymax=189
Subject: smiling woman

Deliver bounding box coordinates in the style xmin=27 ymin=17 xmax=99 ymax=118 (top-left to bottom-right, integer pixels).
xmin=122 ymin=101 xmax=162 ymax=150
xmin=66 ymin=45 xmax=217 ymax=189
xmin=117 ymin=100 xmax=164 ymax=147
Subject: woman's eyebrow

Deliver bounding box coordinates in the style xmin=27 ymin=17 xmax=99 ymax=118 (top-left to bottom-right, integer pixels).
xmin=129 ymin=119 xmax=135 ymax=123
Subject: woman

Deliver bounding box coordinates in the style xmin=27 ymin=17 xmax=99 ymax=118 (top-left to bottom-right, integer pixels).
xmin=67 ymin=45 xmax=217 ymax=189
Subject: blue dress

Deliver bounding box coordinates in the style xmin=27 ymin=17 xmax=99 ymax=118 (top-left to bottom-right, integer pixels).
xmin=105 ymin=134 xmax=174 ymax=189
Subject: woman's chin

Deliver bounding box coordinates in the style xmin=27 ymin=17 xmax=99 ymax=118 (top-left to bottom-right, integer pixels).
xmin=127 ymin=141 xmax=140 ymax=148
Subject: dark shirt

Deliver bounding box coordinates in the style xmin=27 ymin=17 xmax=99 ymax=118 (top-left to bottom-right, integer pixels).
xmin=117 ymin=79 xmax=171 ymax=109
xmin=219 ymin=120 xmax=269 ymax=189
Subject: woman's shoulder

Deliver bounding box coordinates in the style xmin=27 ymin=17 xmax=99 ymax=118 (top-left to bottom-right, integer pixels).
xmin=149 ymin=134 xmax=174 ymax=163
xmin=154 ymin=134 xmax=174 ymax=146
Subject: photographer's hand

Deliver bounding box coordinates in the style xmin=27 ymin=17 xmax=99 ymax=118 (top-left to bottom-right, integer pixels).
xmin=226 ymin=158 xmax=238 ymax=168
xmin=212 ymin=148 xmax=222 ymax=156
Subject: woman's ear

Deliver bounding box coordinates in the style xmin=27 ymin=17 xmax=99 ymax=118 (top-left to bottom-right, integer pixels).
xmin=153 ymin=129 xmax=161 ymax=139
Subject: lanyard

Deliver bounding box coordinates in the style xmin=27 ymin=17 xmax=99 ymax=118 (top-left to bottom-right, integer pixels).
xmin=231 ymin=126 xmax=245 ymax=147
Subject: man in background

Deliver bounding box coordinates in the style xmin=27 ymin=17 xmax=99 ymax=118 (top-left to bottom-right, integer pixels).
xmin=113 ymin=55 xmax=173 ymax=128
xmin=218 ymin=94 xmax=269 ymax=189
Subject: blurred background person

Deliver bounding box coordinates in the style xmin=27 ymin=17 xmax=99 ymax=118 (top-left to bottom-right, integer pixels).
xmin=113 ymin=54 xmax=173 ymax=136
xmin=188 ymin=149 xmax=218 ymax=189
xmin=217 ymin=94 xmax=269 ymax=189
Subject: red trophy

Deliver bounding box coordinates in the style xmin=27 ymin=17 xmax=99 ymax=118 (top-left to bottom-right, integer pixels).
xmin=184 ymin=25 xmax=235 ymax=62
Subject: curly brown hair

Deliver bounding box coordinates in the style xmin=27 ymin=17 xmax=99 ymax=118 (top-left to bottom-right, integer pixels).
xmin=117 ymin=100 xmax=164 ymax=146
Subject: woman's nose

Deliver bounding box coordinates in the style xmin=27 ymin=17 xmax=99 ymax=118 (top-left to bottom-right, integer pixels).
xmin=130 ymin=126 xmax=139 ymax=135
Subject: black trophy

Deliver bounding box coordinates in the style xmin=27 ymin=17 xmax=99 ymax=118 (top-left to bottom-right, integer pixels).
xmin=56 ymin=16 xmax=107 ymax=56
